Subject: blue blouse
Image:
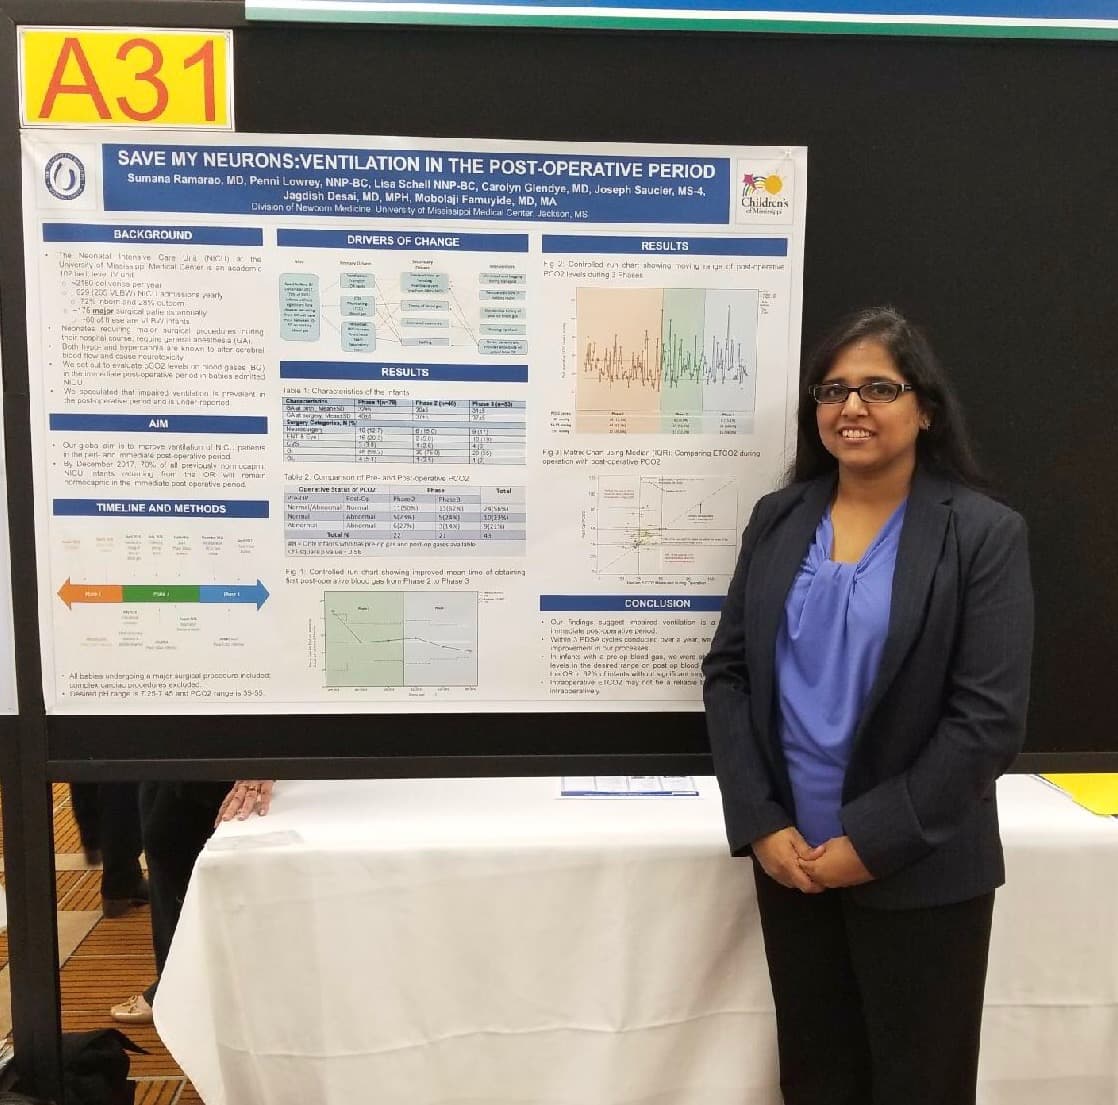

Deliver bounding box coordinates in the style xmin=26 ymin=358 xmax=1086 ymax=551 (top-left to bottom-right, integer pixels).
xmin=774 ymin=500 xmax=907 ymax=846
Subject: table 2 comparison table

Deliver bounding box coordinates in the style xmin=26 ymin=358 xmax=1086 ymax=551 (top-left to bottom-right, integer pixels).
xmin=285 ymin=484 xmax=527 ymax=556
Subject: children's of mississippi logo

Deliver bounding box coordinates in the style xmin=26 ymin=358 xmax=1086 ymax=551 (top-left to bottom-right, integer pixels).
xmin=740 ymin=171 xmax=790 ymax=216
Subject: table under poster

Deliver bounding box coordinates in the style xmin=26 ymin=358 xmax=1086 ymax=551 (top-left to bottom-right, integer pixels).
xmin=156 ymin=775 xmax=1118 ymax=1105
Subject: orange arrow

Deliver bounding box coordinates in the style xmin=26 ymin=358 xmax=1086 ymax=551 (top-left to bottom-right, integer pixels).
xmin=57 ymin=579 xmax=124 ymax=608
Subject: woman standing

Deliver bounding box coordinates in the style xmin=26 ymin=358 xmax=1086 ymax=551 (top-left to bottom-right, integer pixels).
xmin=703 ymin=307 xmax=1033 ymax=1105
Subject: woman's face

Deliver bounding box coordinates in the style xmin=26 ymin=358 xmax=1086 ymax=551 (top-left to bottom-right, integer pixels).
xmin=815 ymin=339 xmax=925 ymax=479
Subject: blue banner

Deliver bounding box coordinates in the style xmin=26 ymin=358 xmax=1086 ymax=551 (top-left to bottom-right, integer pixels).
xmin=245 ymin=0 xmax=1118 ymax=38
xmin=543 ymin=235 xmax=788 ymax=256
xmin=199 ymin=581 xmax=270 ymax=608
xmin=310 ymin=0 xmax=1118 ymax=12
xmin=53 ymin=499 xmax=270 ymax=518
xmin=277 ymin=230 xmax=529 ymax=251
xmin=102 ymin=145 xmax=731 ymax=224
xmin=43 ymin=224 xmax=262 ymax=246
xmin=539 ymin=595 xmax=725 ymax=612
xmin=49 ymin=415 xmax=267 ymax=434
xmin=280 ymin=361 xmax=529 ymax=383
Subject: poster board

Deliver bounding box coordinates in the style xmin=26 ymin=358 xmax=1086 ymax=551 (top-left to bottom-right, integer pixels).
xmin=21 ymin=128 xmax=806 ymax=716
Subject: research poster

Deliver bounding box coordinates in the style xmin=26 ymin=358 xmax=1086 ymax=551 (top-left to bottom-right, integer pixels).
xmin=22 ymin=132 xmax=806 ymax=714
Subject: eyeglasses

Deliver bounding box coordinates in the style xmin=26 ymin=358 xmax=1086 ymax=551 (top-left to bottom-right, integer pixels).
xmin=809 ymin=381 xmax=915 ymax=405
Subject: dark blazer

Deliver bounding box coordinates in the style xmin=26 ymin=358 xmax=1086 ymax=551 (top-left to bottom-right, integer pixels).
xmin=702 ymin=466 xmax=1034 ymax=909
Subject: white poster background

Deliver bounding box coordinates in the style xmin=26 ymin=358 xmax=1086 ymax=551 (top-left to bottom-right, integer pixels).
xmin=22 ymin=131 xmax=806 ymax=714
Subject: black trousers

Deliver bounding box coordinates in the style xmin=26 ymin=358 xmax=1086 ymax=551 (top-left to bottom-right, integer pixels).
xmin=69 ymin=782 xmax=143 ymax=899
xmin=752 ymin=862 xmax=995 ymax=1105
xmin=139 ymin=780 xmax=229 ymax=1003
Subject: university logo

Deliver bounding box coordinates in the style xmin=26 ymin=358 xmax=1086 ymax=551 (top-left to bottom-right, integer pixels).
xmin=44 ymin=152 xmax=86 ymax=201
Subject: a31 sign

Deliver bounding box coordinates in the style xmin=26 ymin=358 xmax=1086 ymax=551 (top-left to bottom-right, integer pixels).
xmin=19 ymin=28 xmax=233 ymax=128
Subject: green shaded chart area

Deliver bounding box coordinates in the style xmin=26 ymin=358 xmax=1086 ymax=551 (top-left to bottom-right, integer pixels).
xmin=324 ymin=591 xmax=478 ymax=688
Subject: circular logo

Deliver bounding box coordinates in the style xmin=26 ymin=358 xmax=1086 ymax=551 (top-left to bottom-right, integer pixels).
xmin=44 ymin=153 xmax=86 ymax=201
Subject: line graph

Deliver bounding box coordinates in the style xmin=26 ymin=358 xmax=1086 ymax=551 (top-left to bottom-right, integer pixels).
xmin=324 ymin=591 xmax=478 ymax=687
xmin=576 ymin=288 xmax=759 ymax=434
xmin=588 ymin=476 xmax=739 ymax=579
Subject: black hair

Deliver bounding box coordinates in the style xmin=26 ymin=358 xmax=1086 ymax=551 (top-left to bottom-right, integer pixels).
xmin=789 ymin=306 xmax=988 ymax=489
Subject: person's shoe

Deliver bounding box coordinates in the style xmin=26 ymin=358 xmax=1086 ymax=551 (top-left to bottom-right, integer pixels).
xmin=109 ymin=994 xmax=153 ymax=1025
xmin=102 ymin=877 xmax=150 ymax=918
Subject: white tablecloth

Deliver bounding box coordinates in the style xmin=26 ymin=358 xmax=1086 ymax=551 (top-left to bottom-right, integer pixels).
xmin=156 ymin=776 xmax=1118 ymax=1105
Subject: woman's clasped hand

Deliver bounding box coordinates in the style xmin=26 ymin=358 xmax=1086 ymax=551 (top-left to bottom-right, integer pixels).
xmin=752 ymin=827 xmax=873 ymax=892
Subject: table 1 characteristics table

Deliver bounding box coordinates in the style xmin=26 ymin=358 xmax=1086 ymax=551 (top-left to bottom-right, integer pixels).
xmin=285 ymin=483 xmax=526 ymax=556
xmin=283 ymin=397 xmax=527 ymax=466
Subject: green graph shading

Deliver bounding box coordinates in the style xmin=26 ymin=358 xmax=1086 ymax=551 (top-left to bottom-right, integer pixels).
xmin=324 ymin=591 xmax=478 ymax=688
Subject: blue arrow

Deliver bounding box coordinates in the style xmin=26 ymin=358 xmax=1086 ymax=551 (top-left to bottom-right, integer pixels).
xmin=198 ymin=580 xmax=270 ymax=609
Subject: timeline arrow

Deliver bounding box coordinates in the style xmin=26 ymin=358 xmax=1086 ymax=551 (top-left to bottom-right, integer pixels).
xmin=57 ymin=579 xmax=270 ymax=610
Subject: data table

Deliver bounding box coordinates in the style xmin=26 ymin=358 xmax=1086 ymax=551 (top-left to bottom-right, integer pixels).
xmin=285 ymin=483 xmax=527 ymax=555
xmin=283 ymin=397 xmax=527 ymax=466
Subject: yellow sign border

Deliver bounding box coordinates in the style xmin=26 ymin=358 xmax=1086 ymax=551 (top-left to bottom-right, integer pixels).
xmin=18 ymin=26 xmax=235 ymax=129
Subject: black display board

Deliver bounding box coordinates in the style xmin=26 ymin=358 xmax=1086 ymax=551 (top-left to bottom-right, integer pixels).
xmin=232 ymin=19 xmax=1118 ymax=771
xmin=0 ymin=0 xmax=1115 ymax=1093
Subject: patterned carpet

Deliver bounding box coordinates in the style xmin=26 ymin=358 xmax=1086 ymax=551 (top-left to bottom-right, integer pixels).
xmin=2 ymin=783 xmax=204 ymax=1104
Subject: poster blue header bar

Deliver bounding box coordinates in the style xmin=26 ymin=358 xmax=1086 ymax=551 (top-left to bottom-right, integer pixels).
xmin=102 ymin=146 xmax=731 ymax=225
xmin=277 ymin=229 xmax=529 ymax=251
xmin=43 ymin=224 xmax=262 ymax=246
xmin=306 ymin=0 xmax=1118 ymax=12
xmin=280 ymin=362 xmax=529 ymax=383
xmin=543 ymin=235 xmax=788 ymax=256
xmin=540 ymin=595 xmax=725 ymax=612
xmin=49 ymin=415 xmax=268 ymax=434
xmin=54 ymin=499 xmax=270 ymax=519
xmin=258 ymin=1 xmax=1118 ymax=13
